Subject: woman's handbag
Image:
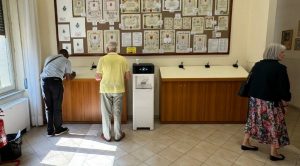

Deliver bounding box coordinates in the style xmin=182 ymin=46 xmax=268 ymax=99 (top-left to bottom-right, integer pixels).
xmin=238 ymin=72 xmax=252 ymax=97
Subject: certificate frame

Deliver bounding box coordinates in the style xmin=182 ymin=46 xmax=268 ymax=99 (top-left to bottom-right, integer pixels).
xmin=143 ymin=13 xmax=162 ymax=29
xmin=281 ymin=30 xmax=293 ymax=50
xmin=120 ymin=0 xmax=140 ymax=13
xmin=162 ymin=0 xmax=181 ymax=12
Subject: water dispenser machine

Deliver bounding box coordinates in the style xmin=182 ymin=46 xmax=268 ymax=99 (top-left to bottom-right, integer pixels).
xmin=132 ymin=63 xmax=154 ymax=130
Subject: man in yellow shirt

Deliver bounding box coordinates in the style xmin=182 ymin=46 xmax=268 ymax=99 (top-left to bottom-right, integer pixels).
xmin=96 ymin=41 xmax=130 ymax=142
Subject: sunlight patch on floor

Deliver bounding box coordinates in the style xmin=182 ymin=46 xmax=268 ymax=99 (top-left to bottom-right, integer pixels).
xmin=41 ymin=150 xmax=115 ymax=166
xmin=56 ymin=137 xmax=117 ymax=151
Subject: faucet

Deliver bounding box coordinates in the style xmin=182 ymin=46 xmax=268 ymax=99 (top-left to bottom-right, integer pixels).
xmin=232 ymin=60 xmax=239 ymax=68
xmin=90 ymin=62 xmax=97 ymax=70
xmin=178 ymin=62 xmax=185 ymax=69
xmin=205 ymin=61 xmax=210 ymax=68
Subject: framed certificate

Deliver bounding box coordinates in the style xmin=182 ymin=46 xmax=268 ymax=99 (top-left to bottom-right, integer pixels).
xmin=143 ymin=13 xmax=162 ymax=29
xmin=121 ymin=0 xmax=140 ymax=13
xmin=141 ymin=0 xmax=161 ymax=13
xmin=163 ymin=0 xmax=181 ymax=11
xmin=121 ymin=14 xmax=141 ymax=30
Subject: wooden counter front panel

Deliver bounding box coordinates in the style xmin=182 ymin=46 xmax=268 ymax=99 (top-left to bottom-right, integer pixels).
xmin=62 ymin=79 xmax=127 ymax=123
xmin=159 ymin=80 xmax=248 ymax=123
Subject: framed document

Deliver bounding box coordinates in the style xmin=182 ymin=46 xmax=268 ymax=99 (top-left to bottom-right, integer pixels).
xmin=144 ymin=30 xmax=160 ymax=53
xmin=218 ymin=38 xmax=228 ymax=53
xmin=174 ymin=17 xmax=182 ymax=29
xmin=141 ymin=0 xmax=161 ymax=13
xmin=162 ymin=0 xmax=181 ymax=11
xmin=204 ymin=16 xmax=214 ymax=30
xmin=218 ymin=16 xmax=228 ymax=31
xmin=182 ymin=17 xmax=192 ymax=29
xmin=58 ymin=24 xmax=71 ymax=41
xmin=164 ymin=17 xmax=174 ymax=29
xmin=182 ymin=0 xmax=197 ymax=16
xmin=215 ymin=0 xmax=229 ymax=15
xmin=121 ymin=32 xmax=132 ymax=47
xmin=143 ymin=13 xmax=162 ymax=29
xmin=70 ymin=18 xmax=86 ymax=37
xmin=56 ymin=0 xmax=73 ymax=22
xmin=121 ymin=0 xmax=140 ymax=13
xmin=191 ymin=17 xmax=204 ymax=34
xmin=86 ymin=0 xmax=102 ymax=22
xmin=87 ymin=30 xmax=103 ymax=53
xmin=160 ymin=30 xmax=175 ymax=52
xmin=133 ymin=32 xmax=143 ymax=46
xmin=73 ymin=0 xmax=85 ymax=16
xmin=208 ymin=38 xmax=218 ymax=53
xmin=176 ymin=31 xmax=190 ymax=53
xmin=121 ymin=14 xmax=141 ymax=30
xmin=281 ymin=30 xmax=293 ymax=50
xmin=103 ymin=0 xmax=119 ymax=22
xmin=73 ymin=39 xmax=84 ymax=53
xmin=198 ymin=0 xmax=212 ymax=16
xmin=193 ymin=34 xmax=207 ymax=53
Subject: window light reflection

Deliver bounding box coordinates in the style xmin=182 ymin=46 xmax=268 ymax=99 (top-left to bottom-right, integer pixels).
xmin=41 ymin=150 xmax=115 ymax=166
xmin=56 ymin=138 xmax=117 ymax=151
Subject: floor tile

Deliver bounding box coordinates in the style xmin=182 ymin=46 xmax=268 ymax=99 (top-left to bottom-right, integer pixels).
xmin=8 ymin=107 xmax=300 ymax=165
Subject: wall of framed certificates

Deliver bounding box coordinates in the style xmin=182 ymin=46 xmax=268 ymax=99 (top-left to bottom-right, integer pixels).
xmin=55 ymin=0 xmax=233 ymax=56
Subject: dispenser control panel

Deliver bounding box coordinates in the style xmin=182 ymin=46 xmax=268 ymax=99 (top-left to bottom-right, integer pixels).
xmin=133 ymin=63 xmax=154 ymax=74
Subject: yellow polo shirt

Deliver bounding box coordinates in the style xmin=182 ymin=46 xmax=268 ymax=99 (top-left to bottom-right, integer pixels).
xmin=96 ymin=52 xmax=129 ymax=93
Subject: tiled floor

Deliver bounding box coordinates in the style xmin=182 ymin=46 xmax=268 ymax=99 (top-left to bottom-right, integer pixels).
xmin=2 ymin=107 xmax=300 ymax=166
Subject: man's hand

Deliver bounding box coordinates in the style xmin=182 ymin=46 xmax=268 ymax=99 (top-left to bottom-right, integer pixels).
xmin=95 ymin=73 xmax=102 ymax=81
xmin=71 ymin=71 xmax=76 ymax=77
xmin=65 ymin=71 xmax=76 ymax=80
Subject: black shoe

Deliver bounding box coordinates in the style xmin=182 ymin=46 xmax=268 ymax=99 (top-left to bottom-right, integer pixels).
xmin=241 ymin=145 xmax=258 ymax=151
xmin=47 ymin=131 xmax=55 ymax=137
xmin=55 ymin=127 xmax=69 ymax=136
xmin=270 ymin=154 xmax=285 ymax=161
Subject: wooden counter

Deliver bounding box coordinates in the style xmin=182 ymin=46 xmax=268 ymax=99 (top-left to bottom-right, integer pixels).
xmin=62 ymin=79 xmax=127 ymax=123
xmin=159 ymin=66 xmax=249 ymax=123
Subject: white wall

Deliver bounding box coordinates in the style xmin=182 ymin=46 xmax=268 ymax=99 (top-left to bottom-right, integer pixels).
xmin=37 ymin=0 xmax=57 ymax=60
xmin=245 ymin=0 xmax=273 ymax=68
xmin=274 ymin=0 xmax=300 ymax=108
xmin=37 ymin=0 xmax=273 ymax=116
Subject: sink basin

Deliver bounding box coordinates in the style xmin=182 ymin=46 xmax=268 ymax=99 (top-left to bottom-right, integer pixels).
xmin=160 ymin=66 xmax=249 ymax=79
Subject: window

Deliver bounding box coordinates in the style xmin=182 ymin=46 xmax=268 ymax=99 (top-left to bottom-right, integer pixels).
xmin=0 ymin=0 xmax=15 ymax=94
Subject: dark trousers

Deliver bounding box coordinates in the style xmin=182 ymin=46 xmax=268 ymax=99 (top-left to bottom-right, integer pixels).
xmin=42 ymin=77 xmax=64 ymax=133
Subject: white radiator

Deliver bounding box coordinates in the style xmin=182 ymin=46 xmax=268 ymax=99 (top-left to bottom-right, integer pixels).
xmin=0 ymin=98 xmax=30 ymax=134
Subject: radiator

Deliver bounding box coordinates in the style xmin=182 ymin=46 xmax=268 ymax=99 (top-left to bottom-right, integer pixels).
xmin=0 ymin=98 xmax=30 ymax=134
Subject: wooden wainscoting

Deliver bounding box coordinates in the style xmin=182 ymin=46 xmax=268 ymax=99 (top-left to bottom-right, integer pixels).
xmin=62 ymin=79 xmax=127 ymax=123
xmin=159 ymin=78 xmax=248 ymax=123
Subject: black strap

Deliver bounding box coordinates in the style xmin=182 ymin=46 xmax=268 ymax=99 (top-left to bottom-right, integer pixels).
xmin=44 ymin=55 xmax=62 ymax=67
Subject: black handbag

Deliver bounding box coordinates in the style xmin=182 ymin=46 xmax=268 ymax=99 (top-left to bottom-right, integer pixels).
xmin=238 ymin=72 xmax=252 ymax=97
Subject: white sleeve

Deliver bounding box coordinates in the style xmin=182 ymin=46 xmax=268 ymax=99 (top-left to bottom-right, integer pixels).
xmin=65 ymin=60 xmax=72 ymax=74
